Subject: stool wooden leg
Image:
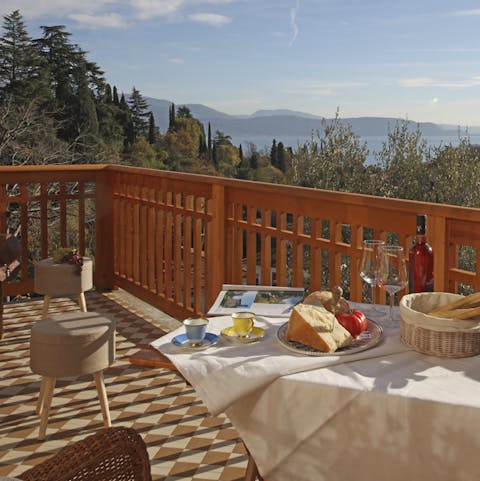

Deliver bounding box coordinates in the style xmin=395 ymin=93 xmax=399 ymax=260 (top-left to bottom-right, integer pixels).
xmin=78 ymin=293 xmax=87 ymax=312
xmin=93 ymin=371 xmax=111 ymax=427
xmin=42 ymin=295 xmax=51 ymax=317
xmin=38 ymin=376 xmax=55 ymax=440
xmin=37 ymin=377 xmax=46 ymax=415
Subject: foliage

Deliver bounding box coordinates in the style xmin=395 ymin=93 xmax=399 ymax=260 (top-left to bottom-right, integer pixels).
xmin=128 ymin=137 xmax=164 ymax=169
xmin=0 ymin=10 xmax=48 ymax=104
xmin=288 ymin=112 xmax=369 ymax=192
xmin=0 ymin=98 xmax=72 ymax=166
xmin=372 ymin=120 xmax=429 ymax=199
xmin=52 ymin=247 xmax=83 ymax=275
xmin=215 ymin=143 xmax=241 ymax=177
xmin=3 ymin=9 xmax=480 ymax=211
xmin=128 ymin=87 xmax=149 ymax=142
xmin=424 ymin=137 xmax=480 ymax=207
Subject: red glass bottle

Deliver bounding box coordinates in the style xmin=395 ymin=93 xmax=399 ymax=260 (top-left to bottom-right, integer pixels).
xmin=409 ymin=214 xmax=434 ymax=292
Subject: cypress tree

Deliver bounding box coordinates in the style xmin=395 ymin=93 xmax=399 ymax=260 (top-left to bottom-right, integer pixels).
xmin=212 ymin=143 xmax=217 ymax=168
xmin=236 ymin=144 xmax=249 ymax=179
xmin=277 ymin=141 xmax=286 ymax=172
xmin=270 ymin=139 xmax=278 ymax=167
xmin=104 ymin=83 xmax=112 ymax=103
xmin=125 ymin=119 xmax=135 ymax=146
xmin=250 ymin=151 xmax=259 ymax=170
xmin=199 ymin=134 xmax=207 ymax=156
xmin=116 ymin=92 xmax=132 ymax=148
xmin=112 ymin=85 xmax=119 ymax=104
xmin=168 ymin=102 xmax=175 ymax=131
xmin=207 ymin=122 xmax=212 ymax=161
xmin=148 ymin=111 xmax=156 ymax=144
xmin=75 ymin=61 xmax=99 ymax=136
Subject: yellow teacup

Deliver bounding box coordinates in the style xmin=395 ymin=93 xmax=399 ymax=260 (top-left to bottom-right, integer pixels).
xmin=232 ymin=311 xmax=255 ymax=338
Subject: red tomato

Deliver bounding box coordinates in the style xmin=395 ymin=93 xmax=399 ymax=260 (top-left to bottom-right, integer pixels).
xmin=335 ymin=309 xmax=368 ymax=337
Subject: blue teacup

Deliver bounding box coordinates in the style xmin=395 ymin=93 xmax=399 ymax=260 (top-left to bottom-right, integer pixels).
xmin=183 ymin=318 xmax=208 ymax=346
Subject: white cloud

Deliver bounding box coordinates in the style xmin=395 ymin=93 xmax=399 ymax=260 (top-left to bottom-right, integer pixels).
xmin=308 ymin=88 xmax=335 ymax=96
xmin=188 ymin=12 xmax=231 ymax=26
xmin=399 ymin=76 xmax=480 ymax=88
xmin=0 ymin=0 xmax=110 ymax=18
xmin=284 ymin=80 xmax=367 ymax=97
xmin=130 ymin=0 xmax=236 ymax=21
xmin=308 ymin=81 xmax=367 ymax=89
xmin=288 ymin=0 xmax=300 ymax=48
xmin=69 ymin=12 xmax=128 ymax=29
xmin=450 ymin=9 xmax=480 ymax=16
xmin=0 ymin=0 xmax=237 ymax=24
xmin=130 ymin=0 xmax=183 ymax=19
xmin=193 ymin=0 xmax=233 ymax=3
xmin=169 ymin=57 xmax=185 ymax=63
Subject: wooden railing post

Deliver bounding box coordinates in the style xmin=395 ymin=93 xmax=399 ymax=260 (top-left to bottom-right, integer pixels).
xmin=206 ymin=183 xmax=225 ymax=311
xmin=94 ymin=169 xmax=114 ymax=290
xmin=429 ymin=213 xmax=447 ymax=293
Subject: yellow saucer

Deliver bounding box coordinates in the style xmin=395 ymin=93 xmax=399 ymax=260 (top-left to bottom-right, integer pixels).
xmin=221 ymin=326 xmax=265 ymax=343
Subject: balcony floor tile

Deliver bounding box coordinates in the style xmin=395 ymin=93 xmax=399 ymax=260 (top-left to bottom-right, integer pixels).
xmin=0 ymin=291 xmax=248 ymax=480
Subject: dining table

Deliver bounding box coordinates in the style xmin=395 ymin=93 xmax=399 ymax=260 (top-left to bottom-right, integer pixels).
xmin=151 ymin=303 xmax=480 ymax=481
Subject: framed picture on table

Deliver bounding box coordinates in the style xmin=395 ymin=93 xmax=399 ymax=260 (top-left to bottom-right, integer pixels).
xmin=207 ymin=284 xmax=305 ymax=318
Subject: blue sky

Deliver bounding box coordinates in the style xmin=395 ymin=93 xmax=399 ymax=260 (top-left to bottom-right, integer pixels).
xmin=3 ymin=0 xmax=480 ymax=126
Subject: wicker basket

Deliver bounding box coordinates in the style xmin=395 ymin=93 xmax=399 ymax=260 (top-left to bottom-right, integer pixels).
xmin=399 ymin=292 xmax=480 ymax=358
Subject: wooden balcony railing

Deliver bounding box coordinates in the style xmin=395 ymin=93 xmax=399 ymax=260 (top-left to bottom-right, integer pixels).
xmin=2 ymin=164 xmax=480 ymax=319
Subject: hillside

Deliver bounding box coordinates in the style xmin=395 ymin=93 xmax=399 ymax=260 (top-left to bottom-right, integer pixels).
xmin=146 ymin=97 xmax=475 ymax=146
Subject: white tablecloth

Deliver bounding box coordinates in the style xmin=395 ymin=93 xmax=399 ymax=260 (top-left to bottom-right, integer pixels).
xmin=151 ymin=304 xmax=480 ymax=481
xmin=151 ymin=303 xmax=410 ymax=415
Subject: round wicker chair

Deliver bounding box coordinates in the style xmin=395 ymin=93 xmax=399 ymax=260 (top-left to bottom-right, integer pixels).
xmin=18 ymin=427 xmax=152 ymax=481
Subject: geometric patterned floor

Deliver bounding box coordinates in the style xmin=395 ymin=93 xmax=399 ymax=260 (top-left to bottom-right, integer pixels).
xmin=0 ymin=291 xmax=249 ymax=480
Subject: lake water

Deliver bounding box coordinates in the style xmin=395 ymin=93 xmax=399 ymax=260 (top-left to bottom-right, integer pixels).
xmin=231 ymin=134 xmax=480 ymax=165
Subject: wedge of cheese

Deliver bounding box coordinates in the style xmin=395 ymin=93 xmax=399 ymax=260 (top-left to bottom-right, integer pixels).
xmin=285 ymin=303 xmax=353 ymax=353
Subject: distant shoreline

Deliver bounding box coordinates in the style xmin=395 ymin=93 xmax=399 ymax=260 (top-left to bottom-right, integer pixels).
xmin=229 ymin=133 xmax=480 ymax=165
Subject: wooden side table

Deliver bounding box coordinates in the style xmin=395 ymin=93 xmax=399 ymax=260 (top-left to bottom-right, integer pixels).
xmin=34 ymin=257 xmax=93 ymax=317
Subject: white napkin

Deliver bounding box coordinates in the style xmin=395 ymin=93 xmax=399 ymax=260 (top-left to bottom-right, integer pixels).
xmin=150 ymin=304 xmax=411 ymax=415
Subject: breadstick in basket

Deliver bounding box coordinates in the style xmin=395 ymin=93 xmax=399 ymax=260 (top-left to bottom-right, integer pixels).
xmin=427 ymin=291 xmax=480 ymax=317
xmin=429 ymin=306 xmax=480 ymax=320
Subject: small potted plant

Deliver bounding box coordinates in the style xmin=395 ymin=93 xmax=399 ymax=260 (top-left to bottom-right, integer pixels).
xmin=34 ymin=248 xmax=93 ymax=311
xmin=52 ymin=247 xmax=84 ymax=275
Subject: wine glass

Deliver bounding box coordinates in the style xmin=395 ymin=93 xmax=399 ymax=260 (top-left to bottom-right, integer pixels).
xmin=359 ymin=239 xmax=385 ymax=307
xmin=378 ymin=245 xmax=408 ymax=326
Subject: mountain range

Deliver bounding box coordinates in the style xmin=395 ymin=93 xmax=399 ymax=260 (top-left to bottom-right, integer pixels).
xmin=146 ymin=97 xmax=480 ymax=149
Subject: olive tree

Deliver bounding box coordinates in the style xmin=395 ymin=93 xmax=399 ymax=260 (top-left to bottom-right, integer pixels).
xmin=288 ymin=111 xmax=369 ymax=193
xmin=372 ymin=120 xmax=429 ymax=200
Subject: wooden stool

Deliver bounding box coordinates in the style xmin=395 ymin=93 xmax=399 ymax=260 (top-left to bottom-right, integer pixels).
xmin=29 ymin=311 xmax=116 ymax=440
xmin=34 ymin=257 xmax=93 ymax=317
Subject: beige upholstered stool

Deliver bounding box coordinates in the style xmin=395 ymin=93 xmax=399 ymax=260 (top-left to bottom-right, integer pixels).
xmin=30 ymin=311 xmax=116 ymax=440
xmin=34 ymin=257 xmax=93 ymax=317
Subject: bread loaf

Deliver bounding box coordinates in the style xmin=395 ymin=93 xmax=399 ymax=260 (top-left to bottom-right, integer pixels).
xmin=304 ymin=286 xmax=350 ymax=314
xmin=285 ymin=303 xmax=353 ymax=352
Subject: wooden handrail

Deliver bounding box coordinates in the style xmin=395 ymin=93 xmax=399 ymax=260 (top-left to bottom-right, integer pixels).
xmin=1 ymin=165 xmax=480 ymax=319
